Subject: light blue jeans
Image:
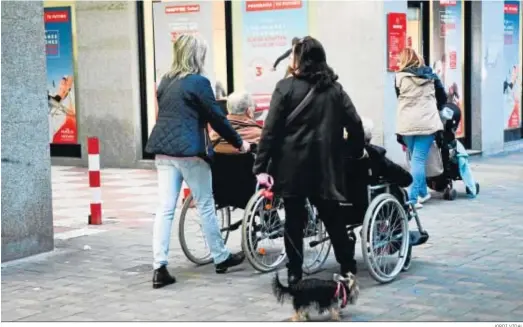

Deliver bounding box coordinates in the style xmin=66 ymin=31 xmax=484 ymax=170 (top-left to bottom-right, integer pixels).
xmin=153 ymin=157 xmax=230 ymax=270
xmin=402 ymin=134 xmax=435 ymax=204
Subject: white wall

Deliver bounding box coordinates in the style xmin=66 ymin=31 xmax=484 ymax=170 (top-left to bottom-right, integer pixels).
xmin=314 ymin=0 xmax=407 ymax=163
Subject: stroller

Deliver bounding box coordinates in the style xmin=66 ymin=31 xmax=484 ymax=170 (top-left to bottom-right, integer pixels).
xmin=426 ymin=103 xmax=480 ymax=200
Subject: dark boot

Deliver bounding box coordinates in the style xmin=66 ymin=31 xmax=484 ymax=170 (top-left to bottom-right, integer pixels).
xmin=287 ymin=267 xmax=302 ymax=286
xmin=152 ymin=265 xmax=176 ymax=289
xmin=215 ymin=252 xmax=245 ymax=274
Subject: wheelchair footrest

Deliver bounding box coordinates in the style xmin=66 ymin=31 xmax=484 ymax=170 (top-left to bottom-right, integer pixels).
xmin=410 ymin=231 xmax=429 ymax=246
xmin=222 ymin=220 xmax=243 ymax=232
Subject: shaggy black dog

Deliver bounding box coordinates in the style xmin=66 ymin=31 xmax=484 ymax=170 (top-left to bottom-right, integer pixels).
xmin=272 ymin=272 xmax=359 ymax=321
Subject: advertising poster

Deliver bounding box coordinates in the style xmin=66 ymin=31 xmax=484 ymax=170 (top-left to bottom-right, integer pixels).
xmin=152 ymin=2 xmax=214 ymax=85
xmin=503 ymin=1 xmax=521 ymax=130
xmin=45 ymin=7 xmax=77 ymax=144
xmin=431 ymin=0 xmax=465 ymax=138
xmin=151 ymin=1 xmax=215 ymax=134
xmin=241 ymin=0 xmax=308 ymax=124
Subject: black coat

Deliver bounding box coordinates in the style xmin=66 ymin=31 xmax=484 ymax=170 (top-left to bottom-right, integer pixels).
xmin=253 ymin=78 xmax=365 ymax=201
xmin=145 ymin=74 xmax=242 ymax=159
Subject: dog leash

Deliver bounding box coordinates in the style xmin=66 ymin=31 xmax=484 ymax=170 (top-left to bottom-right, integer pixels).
xmin=334 ymin=281 xmax=348 ymax=308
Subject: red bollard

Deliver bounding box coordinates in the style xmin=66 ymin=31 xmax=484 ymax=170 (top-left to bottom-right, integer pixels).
xmin=87 ymin=137 xmax=102 ymax=225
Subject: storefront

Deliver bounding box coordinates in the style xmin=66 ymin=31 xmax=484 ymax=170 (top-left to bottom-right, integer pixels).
xmin=407 ymin=0 xmax=472 ymax=147
xmin=408 ymin=0 xmax=522 ymax=146
xmin=139 ymin=0 xmax=311 ymax=158
xmin=44 ymin=0 xmax=521 ymax=167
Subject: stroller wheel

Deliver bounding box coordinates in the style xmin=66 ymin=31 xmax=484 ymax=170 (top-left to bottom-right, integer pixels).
xmin=466 ymin=182 xmax=480 ymax=196
xmin=443 ymin=188 xmax=457 ymax=201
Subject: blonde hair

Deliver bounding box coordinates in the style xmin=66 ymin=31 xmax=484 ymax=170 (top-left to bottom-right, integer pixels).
xmin=166 ymin=34 xmax=207 ymax=79
xmin=398 ymin=48 xmax=424 ymax=71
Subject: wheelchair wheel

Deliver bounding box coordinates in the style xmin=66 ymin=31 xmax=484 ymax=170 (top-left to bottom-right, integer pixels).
xmin=178 ymin=194 xmax=231 ymax=265
xmin=303 ymin=204 xmax=332 ymax=275
xmin=361 ymin=193 xmax=409 ymax=283
xmin=241 ymin=190 xmax=286 ymax=273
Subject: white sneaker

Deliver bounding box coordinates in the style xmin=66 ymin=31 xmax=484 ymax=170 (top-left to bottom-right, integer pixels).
xmin=414 ymin=202 xmax=423 ymax=210
xmin=418 ymin=193 xmax=432 ymax=204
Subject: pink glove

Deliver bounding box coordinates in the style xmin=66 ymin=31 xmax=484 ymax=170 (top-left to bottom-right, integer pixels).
xmin=256 ymin=173 xmax=274 ymax=189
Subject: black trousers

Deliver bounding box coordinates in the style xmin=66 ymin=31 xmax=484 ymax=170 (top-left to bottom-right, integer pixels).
xmin=283 ymin=197 xmax=357 ymax=277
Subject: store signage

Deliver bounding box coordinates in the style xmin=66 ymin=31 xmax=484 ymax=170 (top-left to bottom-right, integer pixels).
xmin=387 ymin=12 xmax=407 ymax=72
xmin=246 ymin=1 xmax=302 ymax=12
xmin=165 ymin=4 xmax=200 ymax=14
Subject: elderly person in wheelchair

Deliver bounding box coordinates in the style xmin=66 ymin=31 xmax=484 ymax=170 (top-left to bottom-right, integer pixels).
xmin=209 ymin=91 xmax=262 ymax=154
xmin=340 ymin=118 xmax=429 ymax=278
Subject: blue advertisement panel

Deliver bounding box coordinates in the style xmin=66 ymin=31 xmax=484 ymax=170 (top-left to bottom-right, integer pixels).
xmin=503 ymin=1 xmax=521 ymax=130
xmin=431 ymin=0 xmax=465 ymax=138
xmin=45 ymin=7 xmax=77 ymax=144
xmin=241 ymin=0 xmax=308 ymax=124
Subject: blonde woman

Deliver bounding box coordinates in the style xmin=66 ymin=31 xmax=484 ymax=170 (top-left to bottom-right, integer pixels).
xmin=395 ymin=48 xmax=447 ymax=209
xmin=146 ymin=34 xmax=250 ymax=289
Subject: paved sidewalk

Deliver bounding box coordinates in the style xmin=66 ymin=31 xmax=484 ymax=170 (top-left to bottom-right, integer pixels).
xmin=2 ymin=152 xmax=523 ymax=322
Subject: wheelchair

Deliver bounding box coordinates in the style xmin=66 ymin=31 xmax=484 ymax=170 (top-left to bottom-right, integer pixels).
xmin=240 ymin=149 xmax=429 ymax=284
xmin=178 ymin=149 xmax=330 ymax=274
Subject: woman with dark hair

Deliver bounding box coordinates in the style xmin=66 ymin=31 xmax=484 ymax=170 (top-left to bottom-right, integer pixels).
xmin=253 ymin=36 xmax=366 ymax=287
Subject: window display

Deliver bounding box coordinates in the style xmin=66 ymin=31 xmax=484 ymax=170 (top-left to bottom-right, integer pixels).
xmin=144 ymin=1 xmax=228 ymax=136
xmin=430 ymin=0 xmax=465 ymax=138
xmin=503 ymin=1 xmax=521 ymax=130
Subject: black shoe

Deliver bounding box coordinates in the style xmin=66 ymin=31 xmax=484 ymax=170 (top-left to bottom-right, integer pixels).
xmin=215 ymin=252 xmax=245 ymax=274
xmin=341 ymin=261 xmax=358 ymax=276
xmin=152 ymin=265 xmax=176 ymax=289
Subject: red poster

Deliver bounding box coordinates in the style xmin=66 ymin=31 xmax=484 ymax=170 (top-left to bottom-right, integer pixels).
xmin=387 ymin=13 xmax=407 ymax=71
xmin=449 ymin=51 xmax=457 ymax=69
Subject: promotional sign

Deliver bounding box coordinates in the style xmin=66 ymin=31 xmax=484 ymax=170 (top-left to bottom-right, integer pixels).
xmin=45 ymin=7 xmax=77 ymax=144
xmin=241 ymin=0 xmax=308 ymax=124
xmin=503 ymin=1 xmax=521 ymax=130
xmin=387 ymin=13 xmax=407 ymax=72
xmin=431 ymin=0 xmax=465 ymax=138
xmin=151 ymin=1 xmax=215 ymax=133
xmin=152 ymin=2 xmax=215 ymax=85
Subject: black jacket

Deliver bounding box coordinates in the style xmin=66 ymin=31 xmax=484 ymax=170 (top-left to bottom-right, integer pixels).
xmin=253 ymin=78 xmax=365 ymax=201
xmin=145 ymin=74 xmax=242 ymax=159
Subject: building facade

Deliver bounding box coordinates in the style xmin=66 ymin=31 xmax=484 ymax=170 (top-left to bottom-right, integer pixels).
xmin=38 ymin=0 xmax=522 ymax=168
xmin=1 ymin=0 xmax=522 ymax=260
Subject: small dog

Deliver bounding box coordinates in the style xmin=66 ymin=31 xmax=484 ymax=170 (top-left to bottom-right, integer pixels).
xmin=272 ymin=272 xmax=359 ymax=321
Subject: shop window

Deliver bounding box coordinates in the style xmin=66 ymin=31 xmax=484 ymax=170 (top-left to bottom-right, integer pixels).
xmin=45 ymin=1 xmax=81 ymax=157
xmin=143 ymin=1 xmax=229 ymax=138
xmin=407 ymin=7 xmax=423 ymax=56
xmin=430 ymin=0 xmax=466 ymax=139
xmin=502 ymin=1 xmax=522 ymax=140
